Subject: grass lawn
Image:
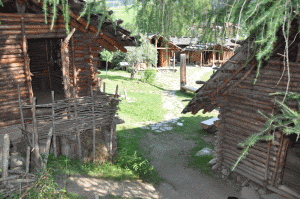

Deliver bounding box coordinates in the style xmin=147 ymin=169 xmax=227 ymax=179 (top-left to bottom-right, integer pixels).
xmin=3 ymin=67 xmax=217 ymax=199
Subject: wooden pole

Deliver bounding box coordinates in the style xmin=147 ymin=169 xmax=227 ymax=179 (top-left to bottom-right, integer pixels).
xmin=173 ymin=51 xmax=175 ymax=69
xmin=32 ymin=97 xmax=41 ymax=167
xmin=90 ymin=86 xmax=96 ymax=163
xmin=61 ymin=28 xmax=76 ymax=100
xmin=71 ymin=36 xmax=76 ymax=92
xmin=155 ymin=38 xmax=158 ymax=69
xmin=115 ymin=85 xmax=118 ymax=98
xmin=43 ymin=127 xmax=53 ymax=168
xmin=180 ymin=54 xmax=187 ymax=92
xmin=18 ymin=84 xmax=25 ymax=130
xmin=45 ymin=40 xmax=52 ymax=89
xmin=200 ymin=51 xmax=203 ymax=66
xmin=26 ymin=146 xmax=30 ymax=174
xmin=73 ymin=87 xmax=82 ymax=158
xmin=21 ymin=17 xmax=33 ymax=107
xmin=103 ymin=82 xmax=106 ymax=93
xmin=2 ymin=134 xmax=10 ymax=186
xmin=124 ymin=86 xmax=127 ymax=100
xmin=51 ymin=91 xmax=57 ymax=157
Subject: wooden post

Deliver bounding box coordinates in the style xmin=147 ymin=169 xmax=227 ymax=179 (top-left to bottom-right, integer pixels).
xmin=51 ymin=91 xmax=57 ymax=157
xmin=43 ymin=127 xmax=53 ymax=168
xmin=212 ymin=50 xmax=215 ymax=66
xmin=90 ymin=86 xmax=96 ymax=163
xmin=180 ymin=54 xmax=187 ymax=92
xmin=173 ymin=51 xmax=175 ymax=69
xmin=18 ymin=84 xmax=25 ymax=130
xmin=32 ymin=97 xmax=41 ymax=167
xmin=103 ymin=82 xmax=106 ymax=93
xmin=73 ymin=87 xmax=82 ymax=158
xmin=61 ymin=28 xmax=76 ymax=100
xmin=21 ymin=17 xmax=33 ymax=107
xmin=2 ymin=134 xmax=10 ymax=186
xmin=200 ymin=51 xmax=203 ymax=66
xmin=124 ymin=86 xmax=127 ymax=100
xmin=26 ymin=146 xmax=30 ymax=174
xmin=155 ymin=38 xmax=158 ymax=69
xmin=71 ymin=36 xmax=76 ymax=92
xmin=115 ymin=85 xmax=118 ymax=98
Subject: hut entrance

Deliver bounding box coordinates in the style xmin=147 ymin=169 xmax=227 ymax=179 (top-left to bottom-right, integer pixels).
xmin=282 ymin=134 xmax=300 ymax=194
xmin=27 ymin=38 xmax=65 ymax=105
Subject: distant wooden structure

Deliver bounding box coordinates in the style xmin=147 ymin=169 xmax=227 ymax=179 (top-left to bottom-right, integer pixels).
xmin=182 ymin=42 xmax=238 ymax=66
xmin=182 ymin=18 xmax=300 ymax=199
xmin=0 ymin=0 xmax=135 ymax=127
xmin=149 ymin=34 xmax=181 ymax=69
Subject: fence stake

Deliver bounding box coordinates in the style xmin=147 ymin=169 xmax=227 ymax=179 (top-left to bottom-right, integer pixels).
xmin=2 ymin=134 xmax=10 ymax=186
xmin=51 ymin=91 xmax=57 ymax=157
xmin=73 ymin=87 xmax=82 ymax=158
xmin=103 ymin=82 xmax=106 ymax=93
xmin=124 ymin=86 xmax=127 ymax=100
xmin=26 ymin=146 xmax=30 ymax=174
xmin=18 ymin=84 xmax=25 ymax=130
xmin=43 ymin=127 xmax=53 ymax=168
xmin=115 ymin=85 xmax=118 ymax=98
xmin=180 ymin=54 xmax=187 ymax=92
xmin=32 ymin=97 xmax=41 ymax=167
xmin=90 ymin=86 xmax=96 ymax=163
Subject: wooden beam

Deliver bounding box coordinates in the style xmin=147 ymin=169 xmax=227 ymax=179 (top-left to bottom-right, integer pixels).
xmin=61 ymin=29 xmax=76 ymax=99
xmin=21 ymin=17 xmax=33 ymax=107
xmin=56 ymin=3 xmax=127 ymax=52
xmin=180 ymin=54 xmax=186 ymax=92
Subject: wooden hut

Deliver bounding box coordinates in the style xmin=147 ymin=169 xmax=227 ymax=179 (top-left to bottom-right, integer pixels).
xmin=183 ymin=42 xmax=238 ymax=66
xmin=0 ymin=0 xmax=135 ymax=127
xmin=149 ymin=34 xmax=181 ymax=68
xmin=182 ymin=19 xmax=300 ymax=198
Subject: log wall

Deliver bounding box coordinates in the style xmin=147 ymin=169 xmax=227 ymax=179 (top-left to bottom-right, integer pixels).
xmin=219 ymin=59 xmax=300 ymax=187
xmin=0 ymin=13 xmax=100 ymax=127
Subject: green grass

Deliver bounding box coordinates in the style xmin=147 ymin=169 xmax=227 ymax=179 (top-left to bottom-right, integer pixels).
xmin=8 ymin=67 xmax=217 ymax=198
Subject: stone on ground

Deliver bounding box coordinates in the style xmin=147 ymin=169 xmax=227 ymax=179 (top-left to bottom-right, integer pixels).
xmin=195 ymin=147 xmax=213 ymax=156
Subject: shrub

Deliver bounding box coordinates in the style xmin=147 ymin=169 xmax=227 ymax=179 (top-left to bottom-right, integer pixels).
xmin=114 ymin=148 xmax=154 ymax=177
xmin=144 ymin=68 xmax=157 ymax=84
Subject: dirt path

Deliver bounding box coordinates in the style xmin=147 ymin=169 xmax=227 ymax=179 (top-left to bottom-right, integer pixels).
xmin=139 ymin=66 xmax=242 ymax=198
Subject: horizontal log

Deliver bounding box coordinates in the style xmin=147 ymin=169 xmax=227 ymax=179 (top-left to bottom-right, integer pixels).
xmin=0 ymin=49 xmax=23 ymax=55
xmin=223 ymin=157 xmax=266 ymax=181
xmin=0 ymin=45 xmax=22 ymax=50
xmin=222 ymin=148 xmax=274 ymax=177
xmin=223 ymin=159 xmax=266 ymax=183
xmin=0 ymin=58 xmax=24 ymax=64
xmin=223 ymin=136 xmax=278 ymax=164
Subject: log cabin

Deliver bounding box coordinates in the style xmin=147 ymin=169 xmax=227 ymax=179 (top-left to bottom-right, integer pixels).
xmin=182 ymin=18 xmax=300 ymax=198
xmin=182 ymin=42 xmax=238 ymax=66
xmin=0 ymin=0 xmax=135 ymax=127
xmin=149 ymin=34 xmax=181 ymax=68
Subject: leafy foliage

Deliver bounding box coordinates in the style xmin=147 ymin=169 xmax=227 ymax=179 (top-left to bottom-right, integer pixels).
xmin=100 ymin=49 xmax=114 ymax=62
xmin=110 ymin=50 xmax=127 ymax=69
xmin=143 ymin=68 xmax=157 ymax=84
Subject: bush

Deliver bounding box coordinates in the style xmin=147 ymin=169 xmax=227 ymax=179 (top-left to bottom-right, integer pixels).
xmin=114 ymin=148 xmax=154 ymax=177
xmin=144 ymin=68 xmax=157 ymax=84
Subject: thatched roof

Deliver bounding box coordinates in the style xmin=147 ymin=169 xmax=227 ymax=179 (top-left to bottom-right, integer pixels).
xmin=0 ymin=0 xmax=136 ymax=50
xmin=182 ymin=18 xmax=300 ymax=115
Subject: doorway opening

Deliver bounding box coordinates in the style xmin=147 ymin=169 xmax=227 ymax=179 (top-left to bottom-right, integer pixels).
xmin=27 ymin=38 xmax=65 ymax=105
xmin=282 ymin=133 xmax=300 ymax=194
